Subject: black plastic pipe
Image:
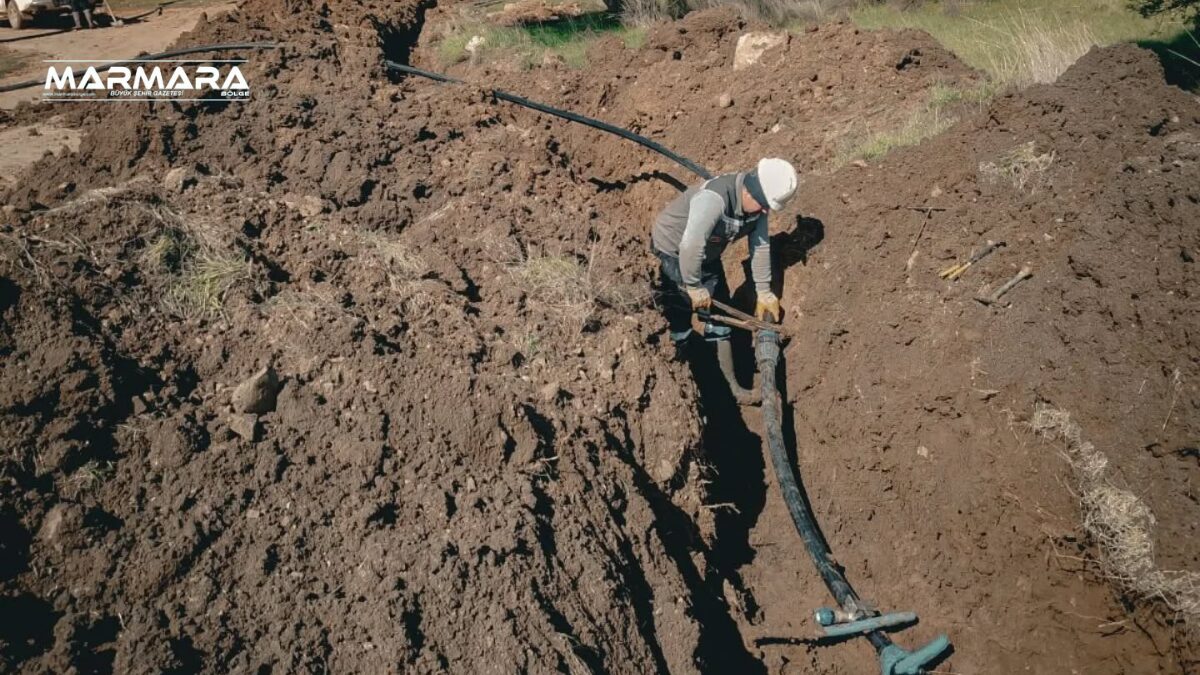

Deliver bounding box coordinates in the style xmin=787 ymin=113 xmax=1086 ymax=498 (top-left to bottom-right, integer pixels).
xmin=384 ymin=60 xmax=714 ymax=180
xmin=0 ymin=42 xmax=279 ymax=93
xmin=756 ymin=330 xmax=893 ymax=653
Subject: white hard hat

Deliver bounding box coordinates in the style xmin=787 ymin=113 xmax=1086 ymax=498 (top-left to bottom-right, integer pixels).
xmin=755 ymin=157 xmax=798 ymax=210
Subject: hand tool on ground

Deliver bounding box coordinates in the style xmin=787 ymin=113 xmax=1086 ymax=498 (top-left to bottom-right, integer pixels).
xmin=939 ymin=240 xmax=1005 ymax=280
xmin=976 ymin=265 xmax=1032 ymax=306
xmin=101 ymin=0 xmax=125 ymax=25
xmin=907 ymin=206 xmax=946 ymax=257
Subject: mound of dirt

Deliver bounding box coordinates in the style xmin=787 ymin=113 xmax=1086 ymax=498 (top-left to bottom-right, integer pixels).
xmin=1 ymin=0 xmax=1197 ymax=672
xmin=745 ymin=43 xmax=1199 ymax=674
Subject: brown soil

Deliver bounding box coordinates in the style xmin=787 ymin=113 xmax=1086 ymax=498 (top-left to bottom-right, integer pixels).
xmin=0 ymin=1 xmax=1197 ymax=674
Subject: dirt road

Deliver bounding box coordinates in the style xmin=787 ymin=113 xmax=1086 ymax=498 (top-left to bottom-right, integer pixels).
xmin=0 ymin=2 xmax=234 ymax=108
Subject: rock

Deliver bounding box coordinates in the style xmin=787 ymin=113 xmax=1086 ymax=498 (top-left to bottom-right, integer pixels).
xmin=147 ymin=421 xmax=193 ymax=470
xmin=717 ymin=93 xmax=733 ymax=108
xmin=229 ymin=413 xmax=261 ymax=442
xmin=542 ymin=51 xmax=565 ymax=68
xmin=38 ymin=503 xmax=83 ymax=545
xmin=232 ymin=365 xmax=280 ymax=414
xmin=281 ymin=194 xmax=325 ymax=218
xmin=162 ymin=166 xmax=197 ymax=193
xmin=539 ymin=382 xmax=560 ymax=403
xmin=733 ymin=32 xmax=788 ymax=71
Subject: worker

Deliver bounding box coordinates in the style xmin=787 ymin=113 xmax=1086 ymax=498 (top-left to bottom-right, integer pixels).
xmin=651 ymin=158 xmax=798 ymax=404
xmin=71 ymin=0 xmax=96 ymax=29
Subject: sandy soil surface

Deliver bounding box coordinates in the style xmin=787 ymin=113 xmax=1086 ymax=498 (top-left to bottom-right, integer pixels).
xmin=0 ymin=118 xmax=80 ymax=184
xmin=0 ymin=3 xmax=235 ymax=108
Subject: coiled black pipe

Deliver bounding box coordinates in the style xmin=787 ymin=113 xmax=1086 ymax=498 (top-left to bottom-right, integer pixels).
xmin=384 ymin=60 xmax=714 ymax=180
xmin=0 ymin=42 xmax=279 ymax=93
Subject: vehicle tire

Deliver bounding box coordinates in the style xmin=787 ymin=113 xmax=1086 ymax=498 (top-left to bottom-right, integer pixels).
xmin=5 ymin=0 xmax=24 ymax=29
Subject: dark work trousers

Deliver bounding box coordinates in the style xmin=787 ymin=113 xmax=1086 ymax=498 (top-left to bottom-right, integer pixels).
xmin=655 ymin=249 xmax=732 ymax=343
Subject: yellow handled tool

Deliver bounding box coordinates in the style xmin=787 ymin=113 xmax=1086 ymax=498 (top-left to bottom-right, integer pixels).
xmin=939 ymin=240 xmax=1005 ymax=280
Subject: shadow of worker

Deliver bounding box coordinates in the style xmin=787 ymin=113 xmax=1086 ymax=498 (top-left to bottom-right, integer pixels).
xmin=732 ymin=214 xmax=825 ymax=305
xmin=728 ymin=214 xmax=825 ymax=372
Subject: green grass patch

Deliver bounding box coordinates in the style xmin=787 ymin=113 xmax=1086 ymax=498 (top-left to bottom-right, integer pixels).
xmin=834 ymin=81 xmax=988 ymax=166
xmin=852 ymin=0 xmax=1198 ymax=88
xmin=436 ymin=13 xmax=642 ymax=68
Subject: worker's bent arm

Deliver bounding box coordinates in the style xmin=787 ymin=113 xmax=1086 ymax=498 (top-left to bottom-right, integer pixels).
xmin=678 ymin=190 xmax=725 ymax=288
xmin=749 ymin=214 xmax=771 ymax=293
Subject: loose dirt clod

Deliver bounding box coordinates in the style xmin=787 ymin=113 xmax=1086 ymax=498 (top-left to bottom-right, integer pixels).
xmin=231 ymin=365 xmax=280 ymax=414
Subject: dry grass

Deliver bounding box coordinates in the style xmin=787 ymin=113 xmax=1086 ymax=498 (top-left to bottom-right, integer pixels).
xmin=356 ymin=231 xmax=454 ymax=319
xmin=978 ymin=140 xmax=1057 ymax=192
xmin=620 ymin=0 xmax=681 ymax=24
xmin=510 ymin=243 xmax=650 ymax=329
xmin=1032 ymin=405 xmax=1200 ymax=625
xmin=623 ymin=0 xmax=856 ymax=26
xmin=692 ymin=0 xmax=856 ymax=26
xmin=139 ymin=206 xmax=250 ymax=319
xmin=833 ymin=82 xmax=979 ymax=166
xmin=967 ymin=11 xmax=1103 ymax=86
xmin=161 ymin=253 xmax=249 ymax=318
xmin=514 ymin=253 xmax=597 ymax=323
xmin=853 ymin=0 xmax=1192 ymax=88
xmin=359 ymin=231 xmax=427 ymax=290
xmin=69 ymin=460 xmax=114 ymax=495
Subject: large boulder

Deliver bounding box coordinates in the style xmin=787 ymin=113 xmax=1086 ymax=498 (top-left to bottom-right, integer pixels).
xmin=733 ymin=31 xmax=788 ymax=71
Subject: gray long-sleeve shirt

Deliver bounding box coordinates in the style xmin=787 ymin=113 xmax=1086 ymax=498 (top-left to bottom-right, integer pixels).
xmin=651 ymin=172 xmax=771 ymax=293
